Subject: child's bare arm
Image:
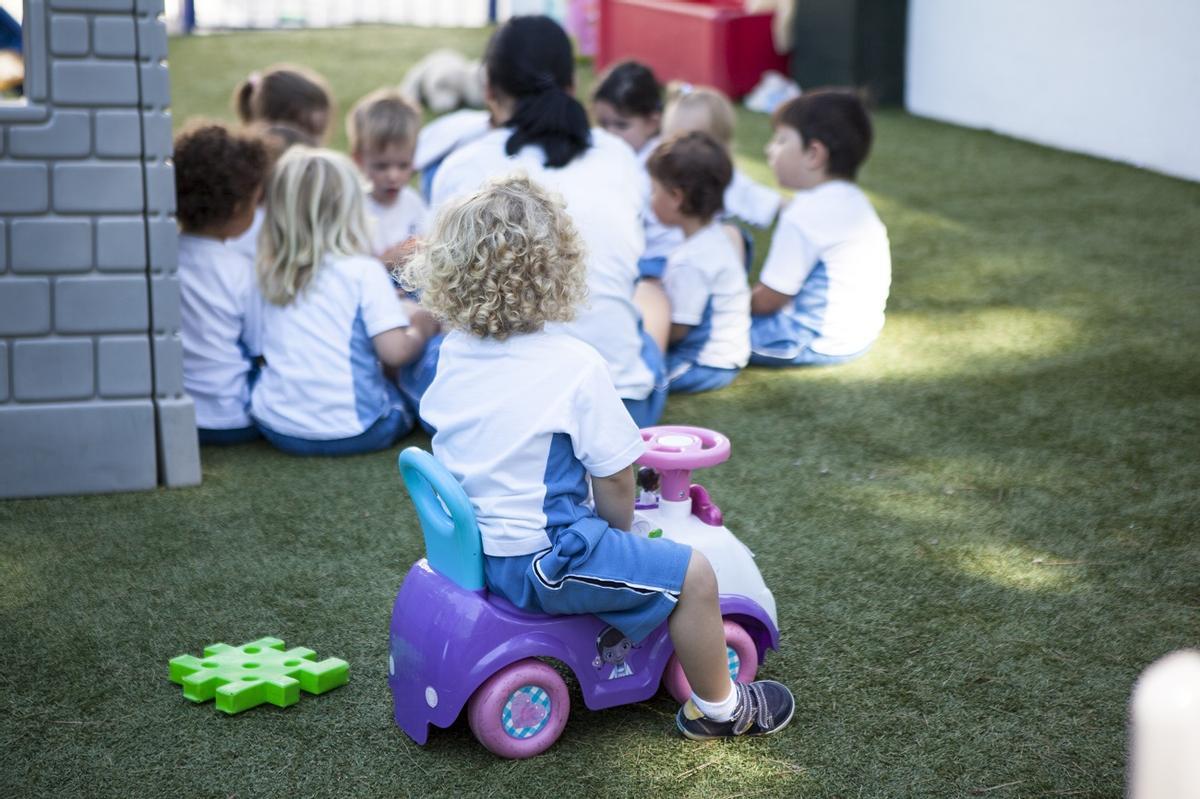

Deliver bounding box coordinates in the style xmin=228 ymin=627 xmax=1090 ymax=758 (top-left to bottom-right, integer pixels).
xmin=750 ymin=283 xmax=793 ymax=315
xmin=372 ymin=305 xmax=439 ymax=368
xmin=592 ymin=465 xmax=635 ymax=531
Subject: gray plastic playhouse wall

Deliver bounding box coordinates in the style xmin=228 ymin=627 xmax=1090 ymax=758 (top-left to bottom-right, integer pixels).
xmin=0 ymin=0 xmax=199 ymax=498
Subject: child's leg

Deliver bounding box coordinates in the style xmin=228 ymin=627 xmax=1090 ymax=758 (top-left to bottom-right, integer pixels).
xmin=667 ymin=361 xmax=740 ymax=394
xmin=668 ymin=551 xmax=734 ymax=702
xmin=633 ymin=279 xmax=671 ymax=355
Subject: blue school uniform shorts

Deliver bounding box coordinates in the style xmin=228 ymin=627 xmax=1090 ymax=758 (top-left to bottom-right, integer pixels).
xmin=484 ymin=515 xmax=694 ymax=644
xmin=621 ymin=326 xmax=669 ymax=427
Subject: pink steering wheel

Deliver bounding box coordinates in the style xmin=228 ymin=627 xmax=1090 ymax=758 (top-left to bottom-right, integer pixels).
xmin=636 ymin=426 xmax=730 ymax=502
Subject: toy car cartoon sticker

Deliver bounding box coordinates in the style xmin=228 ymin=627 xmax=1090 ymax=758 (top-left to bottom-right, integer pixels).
xmin=592 ymin=626 xmax=635 ymax=680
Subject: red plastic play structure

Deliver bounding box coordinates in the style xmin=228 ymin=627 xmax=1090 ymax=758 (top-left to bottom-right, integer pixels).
xmin=596 ymin=0 xmax=788 ymax=99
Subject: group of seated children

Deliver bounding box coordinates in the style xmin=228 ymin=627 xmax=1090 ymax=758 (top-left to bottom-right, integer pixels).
xmin=172 ymin=14 xmax=894 ymax=747
xmin=174 ymin=15 xmax=890 ymax=456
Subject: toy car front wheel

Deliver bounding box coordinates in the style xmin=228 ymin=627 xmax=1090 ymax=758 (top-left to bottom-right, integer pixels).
xmin=662 ymin=619 xmax=759 ymax=705
xmin=467 ymin=658 xmax=570 ymax=759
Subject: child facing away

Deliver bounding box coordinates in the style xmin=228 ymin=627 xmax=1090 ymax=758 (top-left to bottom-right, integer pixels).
xmin=347 ymin=89 xmax=432 ymax=263
xmin=233 ymin=63 xmax=333 ymax=144
xmin=402 ymin=173 xmax=795 ymax=740
xmin=749 ymin=90 xmax=891 ymax=367
xmin=646 ymin=132 xmax=750 ymax=394
xmin=250 ymin=147 xmax=438 ymax=456
xmin=173 ymin=121 xmax=269 ymax=445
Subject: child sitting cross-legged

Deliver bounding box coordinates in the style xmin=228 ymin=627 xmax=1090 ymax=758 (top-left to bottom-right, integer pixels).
xmin=251 ymin=147 xmax=437 ymax=456
xmin=750 ymin=90 xmax=891 ymax=367
xmin=401 ymin=173 xmax=795 ymax=740
xmin=347 ymin=88 xmax=431 ymax=264
xmin=646 ymin=132 xmax=750 ymax=394
xmin=173 ymin=121 xmax=269 ymax=445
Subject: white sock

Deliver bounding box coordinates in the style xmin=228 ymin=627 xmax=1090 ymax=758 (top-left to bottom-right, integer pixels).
xmin=691 ymin=680 xmax=738 ymax=721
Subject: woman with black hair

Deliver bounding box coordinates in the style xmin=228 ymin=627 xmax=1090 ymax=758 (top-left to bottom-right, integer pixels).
xmin=427 ymin=16 xmax=667 ymax=427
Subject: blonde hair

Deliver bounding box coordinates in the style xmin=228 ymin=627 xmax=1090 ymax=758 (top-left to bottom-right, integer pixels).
xmin=258 ymin=146 xmax=372 ymax=305
xmin=346 ymin=88 xmax=422 ymax=155
xmin=401 ymin=174 xmax=587 ymax=340
xmin=663 ymin=82 xmax=736 ymax=148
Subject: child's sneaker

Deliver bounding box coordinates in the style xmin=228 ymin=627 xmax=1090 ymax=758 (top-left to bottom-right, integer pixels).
xmin=676 ymin=680 xmax=795 ymax=740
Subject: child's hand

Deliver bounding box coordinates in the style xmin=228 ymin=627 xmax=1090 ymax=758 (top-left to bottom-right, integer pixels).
xmin=379 ymin=236 xmax=422 ymax=270
xmin=400 ymin=300 xmax=440 ymax=340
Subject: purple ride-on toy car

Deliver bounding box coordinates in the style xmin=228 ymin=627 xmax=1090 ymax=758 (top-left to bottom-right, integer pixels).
xmin=388 ymin=425 xmax=781 ymax=758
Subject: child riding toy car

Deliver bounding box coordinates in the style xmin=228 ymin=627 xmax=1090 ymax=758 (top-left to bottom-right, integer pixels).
xmin=388 ymin=425 xmax=780 ymax=758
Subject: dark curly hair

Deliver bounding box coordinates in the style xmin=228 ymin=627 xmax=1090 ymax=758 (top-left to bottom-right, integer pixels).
xmin=645 ymin=130 xmax=732 ymax=222
xmin=174 ymin=121 xmax=268 ymax=233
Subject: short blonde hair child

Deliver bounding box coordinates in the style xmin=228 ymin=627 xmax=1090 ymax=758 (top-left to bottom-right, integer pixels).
xmin=346 ymin=88 xmax=421 ymax=155
xmin=402 ymin=174 xmax=587 ymax=340
xmin=662 ymin=83 xmax=736 ymax=148
xmin=258 ymin=146 xmax=372 ymax=305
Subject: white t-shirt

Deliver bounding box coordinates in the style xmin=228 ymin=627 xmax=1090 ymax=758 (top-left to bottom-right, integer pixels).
xmin=227 ymin=206 xmax=264 ymax=263
xmin=366 ymin=187 xmax=431 ymax=255
xmin=251 ymin=253 xmax=409 ymax=439
xmin=757 ymin=181 xmax=891 ymax=356
xmin=423 ymin=330 xmax=645 ymax=557
xmin=431 ymin=127 xmax=654 ymax=401
xmin=178 ymin=234 xmax=263 ymax=429
xmin=414 ymin=109 xmax=492 ymax=171
xmin=725 ymin=168 xmax=781 ymax=228
xmin=664 ymin=222 xmax=751 ymax=371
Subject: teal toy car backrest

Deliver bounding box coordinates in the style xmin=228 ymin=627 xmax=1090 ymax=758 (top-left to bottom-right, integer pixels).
xmin=398 ymin=447 xmax=485 ymax=591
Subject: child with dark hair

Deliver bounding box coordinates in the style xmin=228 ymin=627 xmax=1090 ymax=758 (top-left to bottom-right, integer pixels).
xmin=592 ymin=60 xmax=663 ymax=157
xmin=426 ymin=16 xmax=668 ymax=428
xmin=646 ymin=132 xmax=750 ymax=394
xmin=589 ymin=60 xmax=680 ymax=285
xmin=750 ymin=89 xmax=891 ymax=367
xmin=347 ymin=88 xmax=431 ymax=262
xmin=233 ymin=63 xmax=333 ymax=144
xmin=174 ymin=122 xmax=269 ymax=444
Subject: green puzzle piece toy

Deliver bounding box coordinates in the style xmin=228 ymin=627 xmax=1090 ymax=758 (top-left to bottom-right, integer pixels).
xmin=168 ymin=637 xmax=349 ymax=714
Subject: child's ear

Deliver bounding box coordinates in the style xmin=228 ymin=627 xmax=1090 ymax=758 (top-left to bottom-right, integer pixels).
xmin=351 ymin=149 xmax=364 ymax=169
xmin=806 ymin=138 xmax=831 ymax=172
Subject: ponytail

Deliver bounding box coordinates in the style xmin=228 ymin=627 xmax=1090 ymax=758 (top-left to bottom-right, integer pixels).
xmin=505 ymin=87 xmax=590 ymax=168
xmin=234 ymin=75 xmax=257 ymax=125
xmin=486 ymin=16 xmax=591 ymax=168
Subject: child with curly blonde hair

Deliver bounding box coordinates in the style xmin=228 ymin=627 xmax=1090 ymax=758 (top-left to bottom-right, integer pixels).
xmin=403 ymin=174 xmax=796 ymax=741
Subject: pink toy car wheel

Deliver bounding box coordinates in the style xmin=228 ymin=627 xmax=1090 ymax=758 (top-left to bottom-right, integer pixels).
xmin=467 ymin=658 xmax=570 ymax=759
xmin=662 ymin=620 xmax=758 ymax=705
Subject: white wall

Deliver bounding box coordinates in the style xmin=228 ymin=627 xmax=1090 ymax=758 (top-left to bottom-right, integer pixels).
xmin=906 ymin=0 xmax=1200 ymax=182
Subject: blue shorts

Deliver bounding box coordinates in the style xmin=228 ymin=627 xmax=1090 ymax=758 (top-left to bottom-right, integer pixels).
xmin=257 ymin=386 xmax=414 ymax=456
xmin=484 ymin=516 xmax=693 ymax=643
xmin=666 ymin=357 xmax=740 ymax=394
xmin=622 ymin=327 xmax=668 ymax=427
xmin=197 ymin=424 xmax=260 ymax=445
xmin=395 ymin=332 xmax=445 ymax=435
xmin=749 ymin=313 xmax=871 ymax=367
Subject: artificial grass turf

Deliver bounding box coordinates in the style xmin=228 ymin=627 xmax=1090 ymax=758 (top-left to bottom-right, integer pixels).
xmin=2 ymin=24 xmax=1199 ymax=799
